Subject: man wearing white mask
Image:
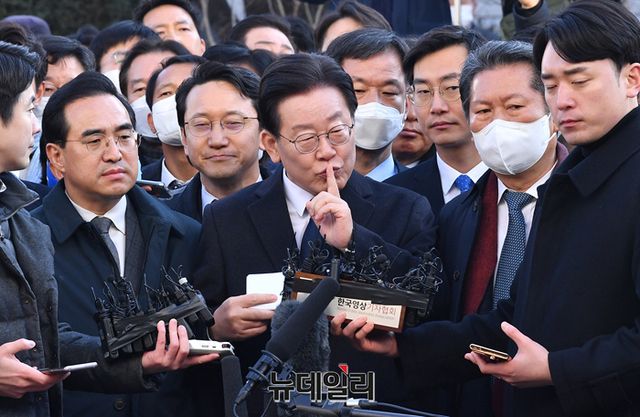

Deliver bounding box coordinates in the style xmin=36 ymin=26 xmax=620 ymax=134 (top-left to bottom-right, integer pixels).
xmin=434 ymin=40 xmax=567 ymax=417
xmin=325 ymin=28 xmax=408 ymax=182
xmin=119 ymin=38 xmax=189 ymax=166
xmin=142 ymin=54 xmax=205 ymax=191
xmin=386 ymin=26 xmax=488 ymax=218
xmin=89 ymin=20 xmax=160 ymax=94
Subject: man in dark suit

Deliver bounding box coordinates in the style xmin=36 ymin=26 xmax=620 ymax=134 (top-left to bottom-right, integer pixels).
xmin=325 ymin=29 xmax=409 ymax=181
xmin=437 ymin=40 xmax=568 ymax=417
xmin=31 ymin=71 xmax=216 ymax=417
xmin=333 ymin=2 xmax=640 ymax=415
xmin=385 ymin=26 xmax=488 ymax=218
xmin=168 ymin=61 xmax=270 ymax=222
xmin=141 ymin=55 xmax=206 ymax=191
xmin=192 ymin=54 xmax=437 ymax=414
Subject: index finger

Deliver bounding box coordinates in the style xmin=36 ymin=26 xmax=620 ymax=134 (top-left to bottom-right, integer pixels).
xmin=325 ymin=163 xmax=340 ymax=197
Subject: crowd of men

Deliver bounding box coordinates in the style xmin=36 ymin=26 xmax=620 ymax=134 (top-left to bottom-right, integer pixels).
xmin=0 ymin=0 xmax=638 ymax=416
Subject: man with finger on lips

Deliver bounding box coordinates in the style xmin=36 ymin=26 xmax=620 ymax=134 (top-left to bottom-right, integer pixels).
xmin=191 ymin=53 xmax=438 ymax=415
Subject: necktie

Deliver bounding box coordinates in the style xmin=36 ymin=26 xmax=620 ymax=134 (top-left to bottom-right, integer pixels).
xmin=91 ymin=216 xmax=120 ymax=272
xmin=300 ymin=218 xmax=320 ymax=260
xmin=168 ymin=179 xmax=187 ymax=191
xmin=455 ymin=174 xmax=474 ymax=193
xmin=493 ymin=191 xmax=533 ymax=309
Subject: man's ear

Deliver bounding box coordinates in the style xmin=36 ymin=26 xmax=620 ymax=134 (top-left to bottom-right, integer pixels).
xmin=624 ymin=62 xmax=640 ymax=98
xmin=46 ymin=143 xmax=65 ymax=178
xmin=148 ymin=112 xmax=157 ymax=134
xmin=261 ymin=129 xmax=281 ymax=163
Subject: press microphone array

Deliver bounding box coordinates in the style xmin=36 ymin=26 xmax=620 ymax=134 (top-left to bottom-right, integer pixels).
xmin=234 ymin=260 xmax=341 ymax=407
xmin=92 ymin=267 xmax=214 ymax=359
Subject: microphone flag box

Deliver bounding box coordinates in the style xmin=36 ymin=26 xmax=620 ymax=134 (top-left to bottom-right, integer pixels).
xmin=291 ymin=272 xmax=432 ymax=332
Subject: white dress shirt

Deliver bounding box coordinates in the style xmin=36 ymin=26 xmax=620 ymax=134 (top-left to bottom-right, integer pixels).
xmin=282 ymin=169 xmax=315 ymax=250
xmin=365 ymin=153 xmax=398 ymax=182
xmin=436 ymin=154 xmax=488 ymax=203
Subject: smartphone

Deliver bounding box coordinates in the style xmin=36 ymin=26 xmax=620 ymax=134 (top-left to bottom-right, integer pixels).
xmin=469 ymin=344 xmax=510 ymax=363
xmin=188 ymin=340 xmax=235 ymax=357
xmin=136 ymin=180 xmax=172 ymax=199
xmin=40 ymin=361 xmax=98 ymax=375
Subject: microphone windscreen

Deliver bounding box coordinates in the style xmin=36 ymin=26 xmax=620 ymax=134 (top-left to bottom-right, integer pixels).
xmin=222 ymin=355 xmax=248 ymax=417
xmin=272 ymin=300 xmax=330 ymax=373
xmin=266 ymin=277 xmax=339 ymax=362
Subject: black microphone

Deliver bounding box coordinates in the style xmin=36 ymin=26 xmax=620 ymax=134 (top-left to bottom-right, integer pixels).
xmin=222 ymin=355 xmax=248 ymax=417
xmin=271 ymin=299 xmax=330 ymax=373
xmin=235 ymin=275 xmax=340 ymax=405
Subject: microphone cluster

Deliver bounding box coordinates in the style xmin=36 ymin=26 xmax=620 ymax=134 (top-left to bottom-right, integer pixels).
xmin=282 ymin=230 xmax=443 ymax=328
xmin=92 ymin=267 xmax=214 ymax=359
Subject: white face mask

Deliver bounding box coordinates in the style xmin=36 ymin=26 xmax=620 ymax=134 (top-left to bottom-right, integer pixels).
xmin=103 ymin=69 xmax=122 ymax=94
xmin=131 ymin=96 xmax=157 ymax=138
xmin=354 ymin=102 xmax=405 ymax=151
xmin=151 ymin=95 xmax=183 ymax=147
xmin=450 ymin=4 xmax=474 ymax=28
xmin=472 ymin=114 xmax=553 ymax=176
xmin=34 ymin=95 xmax=49 ymax=121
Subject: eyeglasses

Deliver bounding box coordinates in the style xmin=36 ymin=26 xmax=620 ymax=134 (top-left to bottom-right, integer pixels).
xmin=63 ymin=130 xmax=141 ymax=155
xmin=184 ymin=115 xmax=258 ymax=137
xmin=112 ymin=51 xmax=127 ymax=66
xmin=279 ymin=123 xmax=354 ymax=154
xmin=409 ymin=78 xmax=461 ymax=107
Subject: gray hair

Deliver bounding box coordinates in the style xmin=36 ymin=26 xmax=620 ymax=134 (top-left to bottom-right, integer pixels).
xmin=460 ymin=40 xmax=546 ymax=120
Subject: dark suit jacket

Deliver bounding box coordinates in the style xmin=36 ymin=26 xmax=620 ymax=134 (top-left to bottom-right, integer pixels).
xmin=397 ymin=109 xmax=640 ymax=416
xmin=141 ymin=157 xmax=163 ymax=181
xmin=192 ymin=166 xmax=437 ymax=410
xmin=32 ymin=182 xmax=203 ymax=417
xmin=385 ymin=156 xmax=445 ymax=218
xmin=165 ymin=165 xmax=272 ymax=223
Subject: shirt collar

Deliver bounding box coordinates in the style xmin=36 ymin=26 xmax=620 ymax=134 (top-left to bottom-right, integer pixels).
xmin=436 ymin=153 xmax=488 ymax=194
xmin=365 ymin=153 xmax=397 ymax=182
xmin=496 ymin=161 xmax=556 ymax=203
xmin=66 ymin=191 xmax=127 ymax=234
xmin=282 ymin=168 xmax=314 ymax=217
xmin=201 ymin=185 xmax=217 ymax=216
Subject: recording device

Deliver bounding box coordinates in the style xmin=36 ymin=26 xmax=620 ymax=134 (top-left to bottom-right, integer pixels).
xmin=235 ymin=267 xmax=341 ymax=406
xmin=188 ymin=340 xmax=235 ymax=357
xmin=136 ymin=180 xmax=172 ymax=199
xmin=93 ymin=267 xmax=215 ymax=359
xmin=40 ymin=361 xmax=98 ymax=374
xmin=469 ymin=344 xmax=511 ymax=363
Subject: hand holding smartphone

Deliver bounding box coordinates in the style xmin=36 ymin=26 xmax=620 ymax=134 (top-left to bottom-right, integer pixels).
xmin=39 ymin=361 xmax=98 ymax=375
xmin=469 ymin=344 xmax=510 ymax=363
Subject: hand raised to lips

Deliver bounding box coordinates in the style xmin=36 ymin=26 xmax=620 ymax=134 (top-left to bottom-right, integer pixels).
xmin=306 ymin=163 xmax=353 ymax=252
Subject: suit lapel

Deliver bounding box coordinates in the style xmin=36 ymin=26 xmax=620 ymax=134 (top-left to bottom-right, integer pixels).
xmin=341 ymin=172 xmax=375 ymax=227
xmin=248 ymin=169 xmax=296 ymax=271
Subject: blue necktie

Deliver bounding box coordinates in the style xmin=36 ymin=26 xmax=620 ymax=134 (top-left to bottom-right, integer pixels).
xmin=455 ymin=174 xmax=474 ymax=193
xmin=300 ymin=218 xmax=320 ymax=260
xmin=493 ymin=191 xmax=533 ymax=309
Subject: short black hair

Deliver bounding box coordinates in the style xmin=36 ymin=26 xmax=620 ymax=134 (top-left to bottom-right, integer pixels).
xmin=175 ymin=61 xmax=260 ymax=128
xmin=0 ymin=41 xmax=39 ymax=125
xmin=533 ymin=0 xmax=640 ymax=73
xmin=0 ymin=21 xmax=48 ymax=86
xmin=118 ymin=38 xmax=190 ymax=97
xmin=89 ymin=20 xmax=159 ymax=72
xmin=41 ymin=35 xmax=96 ymax=72
xmin=203 ymin=41 xmax=277 ymax=76
xmin=227 ymin=14 xmax=292 ymax=48
xmin=314 ymin=0 xmax=391 ymax=51
xmin=132 ymin=0 xmax=203 ymax=34
xmin=42 ymin=71 xmax=135 ymax=148
xmin=285 ymin=16 xmax=315 ymax=53
xmin=403 ymin=25 xmax=486 ymax=84
xmin=324 ymin=28 xmax=408 ymax=68
xmin=258 ymin=53 xmax=357 ymax=137
xmin=460 ymin=40 xmax=546 ymax=120
xmin=145 ymin=53 xmax=206 ymax=108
